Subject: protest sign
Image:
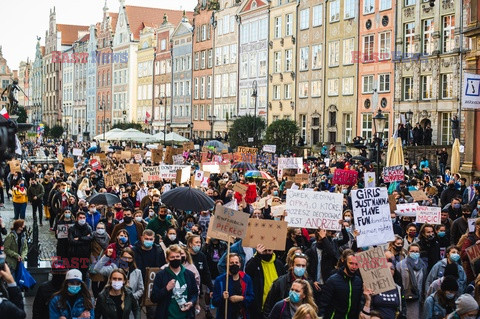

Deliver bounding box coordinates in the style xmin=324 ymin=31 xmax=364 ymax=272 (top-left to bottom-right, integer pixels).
xmin=72 ymin=148 xmax=83 ymax=157
xmin=207 ymin=215 xmax=233 ymax=242
xmin=164 ymin=146 xmax=173 ymax=164
xmin=410 ymin=190 xmax=429 ymax=202
xmin=8 ymin=159 xmax=21 ymax=173
xmin=183 ymin=142 xmax=194 ymax=151
xmin=160 ymin=165 xmax=190 ymax=180
xmin=382 ymin=165 xmax=404 ymax=183
xmin=352 ymin=187 xmax=394 ymax=247
xmin=364 ymin=172 xmax=376 ymax=188
xmin=469 ymin=218 xmax=477 ymax=233
xmin=332 ymin=169 xmax=358 ymax=186
xmin=466 ymin=244 xmax=480 ymax=275
xmin=130 ymin=172 xmax=142 ymax=183
xmin=294 ymin=174 xmax=309 ymax=185
xmin=56 ymin=223 xmax=74 ymax=239
xmin=89 ymin=159 xmax=101 ymax=171
xmin=233 ymin=183 xmax=248 ymax=195
xmin=175 ymin=166 xmax=190 ymax=184
xmin=64 ymin=158 xmax=74 ymax=174
xmin=105 ymin=170 xmax=127 ymax=187
xmin=243 ymin=219 xmax=288 ymax=251
xmin=195 ymin=170 xmax=204 ymax=181
xmin=278 ymin=158 xmax=303 ymax=178
xmin=262 ymin=145 xmax=276 ymax=153
xmin=271 ymin=204 xmax=286 ymax=217
xmin=143 ymin=267 xmax=161 ymax=306
xmin=142 ymin=166 xmax=161 ymax=182
xmin=286 ymin=190 xmax=343 ymax=230
xmin=134 ymin=153 xmax=142 ymax=163
xmin=126 ymin=164 xmax=140 ymax=174
xmin=57 ymin=153 xmax=64 ymax=162
xmin=416 ymin=206 xmax=441 ymax=224
xmin=356 ymin=247 xmax=396 ymax=295
xmin=213 ymin=205 xmax=250 ymax=239
xmin=151 ymin=149 xmax=162 ymax=163
xmin=173 ymin=154 xmax=184 ymax=165
xmin=395 ymin=203 xmax=419 ymax=217
xmin=202 ymin=162 xmax=220 ymax=174
xmin=388 ymin=194 xmax=397 ymax=213
xmin=237 ymin=146 xmax=258 ymax=155
xmin=121 ymin=151 xmax=132 ymax=160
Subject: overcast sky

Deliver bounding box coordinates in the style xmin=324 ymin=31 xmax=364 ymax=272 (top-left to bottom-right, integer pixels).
xmin=1 ymin=0 xmax=197 ymax=71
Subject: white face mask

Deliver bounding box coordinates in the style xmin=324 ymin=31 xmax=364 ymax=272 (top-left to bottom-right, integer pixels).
xmin=168 ymin=234 xmax=177 ymax=241
xmin=78 ymin=219 xmax=86 ymax=226
xmin=96 ymin=229 xmax=105 ymax=235
xmin=111 ymin=281 xmax=124 ymax=291
xmin=135 ymin=216 xmax=142 ymax=222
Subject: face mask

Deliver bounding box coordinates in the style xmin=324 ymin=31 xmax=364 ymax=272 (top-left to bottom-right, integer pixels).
xmin=119 ymin=236 xmax=128 ymax=244
xmin=181 ymin=256 xmax=186 ymax=263
xmin=344 ymin=217 xmax=351 ymax=222
xmin=229 ymin=264 xmax=240 ymax=275
xmin=477 ymin=205 xmax=480 ymax=210
xmin=149 ymin=211 xmax=155 ymax=217
xmin=438 ymin=231 xmax=446 ymax=238
xmin=453 ymin=204 xmax=461 ymax=209
xmin=143 ymin=240 xmax=153 ymax=248
xmin=68 ymin=285 xmax=81 ymax=295
xmin=192 ymin=245 xmax=201 ymax=253
xmin=107 ymin=212 xmax=114 ymax=218
xmin=135 ymin=217 xmax=142 ymax=222
xmin=293 ymin=266 xmax=306 ymax=277
xmin=261 ymin=254 xmax=273 ymax=261
xmin=342 ymin=189 xmax=348 ymax=195
xmin=123 ymin=216 xmax=132 ymax=224
xmin=289 ymin=290 xmax=301 ymax=303
xmin=168 ymin=235 xmax=177 ymax=241
xmin=78 ymin=219 xmax=86 ymax=226
xmin=391 ymin=217 xmax=396 ymax=223
xmin=187 ymin=222 xmax=194 ymax=228
xmin=158 ymin=214 xmax=166 ymax=220
xmin=20 ymin=183 xmax=24 ymax=187
xmin=64 ymin=213 xmax=71 ymax=219
xmin=445 ymin=292 xmax=455 ymax=299
xmin=450 ymin=253 xmax=460 ymax=262
xmin=394 ymin=245 xmax=403 ymax=252
xmin=170 ymin=259 xmax=182 ymax=268
xmin=111 ymin=281 xmax=124 ymax=291
xmin=408 ymin=231 xmax=416 ymax=237
xmin=273 ymin=191 xmax=279 ymax=196
xmin=427 ymin=234 xmax=435 ymax=241
xmin=409 ymin=252 xmax=420 ymax=260
xmin=96 ymin=229 xmax=105 ymax=235
xmin=89 ymin=208 xmax=95 ymax=213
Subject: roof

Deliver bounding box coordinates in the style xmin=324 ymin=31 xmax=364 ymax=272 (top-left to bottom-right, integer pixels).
xmin=109 ymin=12 xmax=119 ymax=32
xmin=78 ymin=34 xmax=90 ymax=42
xmin=57 ymin=24 xmax=89 ymax=45
xmin=124 ymin=6 xmax=193 ymax=40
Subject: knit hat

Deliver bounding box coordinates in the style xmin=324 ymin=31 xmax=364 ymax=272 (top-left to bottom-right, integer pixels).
xmin=444 ymin=263 xmax=459 ymax=278
xmin=65 ymin=269 xmax=82 ymax=282
xmin=441 ymin=275 xmax=458 ymax=292
xmin=455 ymin=294 xmax=478 ymax=315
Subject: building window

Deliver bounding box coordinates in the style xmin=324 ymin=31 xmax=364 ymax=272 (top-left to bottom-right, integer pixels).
xmin=344 ymin=113 xmax=352 ymax=143
xmin=229 ymin=73 xmax=236 ymax=97
xmin=249 ymin=52 xmax=257 ymax=77
xmin=363 ymin=35 xmax=374 ymax=62
xmin=311 ymin=80 xmax=321 ymax=97
xmin=405 ymin=0 xmax=415 ymax=6
xmin=330 ymin=0 xmax=340 ymax=22
xmin=313 ymin=4 xmax=323 ymax=27
xmin=329 ymin=111 xmax=337 ymax=127
xmin=300 ymin=47 xmax=309 ymax=71
xmin=423 ymin=19 xmax=435 ymax=55
xmin=223 ymin=46 xmax=230 ymax=64
xmin=230 ymin=44 xmax=237 ymax=64
xmin=441 ymin=73 xmax=453 ymax=99
xmin=284 ymin=84 xmax=292 ymax=99
xmin=201 ymin=51 xmax=206 ymax=69
xmin=403 ymin=77 xmax=413 ymax=100
xmin=344 ymin=0 xmax=355 ymax=19
xmin=363 ymin=0 xmax=374 ymax=14
xmin=380 ymin=0 xmax=391 ymax=10
xmin=273 ymin=85 xmax=280 ymax=100
xmin=362 ymin=75 xmax=374 ymax=93
xmin=285 ymin=49 xmax=293 ymax=72
xmin=206 ymin=76 xmax=212 ymax=99
xmin=342 ymin=77 xmax=354 ymax=95
xmin=422 ymin=75 xmax=433 ymax=100
xmin=328 ymin=41 xmax=339 ymax=66
xmin=215 ymin=74 xmax=221 ymax=98
xmin=215 ymin=47 xmax=222 ymax=66
xmin=274 ymin=51 xmax=282 ymax=73
xmin=379 ymin=73 xmax=390 ymax=92
xmin=443 ymin=15 xmax=455 ymax=53
xmin=194 ymin=78 xmax=199 ymax=99
xmin=405 ymin=22 xmax=415 ymax=56
xmin=312 ymin=44 xmax=322 ymax=69
xmin=379 ymin=32 xmax=391 ymax=60
xmin=194 ymin=53 xmax=199 ymax=70
xmin=240 ymin=89 xmax=247 ymax=108
xmin=274 ymin=16 xmax=282 ymax=38
xmin=259 ymin=51 xmax=267 ymax=76
xmin=285 ymin=13 xmax=293 ymax=36
xmin=240 ymin=53 xmax=248 ymax=79
xmin=208 ymin=49 xmax=213 ymax=68
xmin=361 ymin=113 xmax=373 ymax=140
xmin=200 ymin=77 xmax=205 ymax=99
xmin=300 ymin=114 xmax=307 ymax=141
xmin=441 ymin=113 xmax=452 ymax=144
xmin=299 ymin=82 xmax=308 ymax=98
xmin=300 ymin=9 xmax=309 ymax=30
xmin=343 ymin=38 xmax=354 ymax=65
xmin=222 ymin=73 xmax=228 ymax=98
xmin=328 ymin=78 xmax=339 ymax=96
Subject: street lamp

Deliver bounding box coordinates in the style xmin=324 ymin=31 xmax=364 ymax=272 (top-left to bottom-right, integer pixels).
xmin=159 ymin=95 xmax=168 ymax=146
xmin=99 ymin=100 xmax=106 ymax=140
xmin=251 ymin=80 xmax=258 ymax=147
xmin=373 ymin=110 xmax=387 ymax=185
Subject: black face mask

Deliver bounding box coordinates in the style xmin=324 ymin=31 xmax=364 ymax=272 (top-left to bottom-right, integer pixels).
xmin=158 ymin=214 xmax=166 ymax=220
xmin=181 ymin=256 xmax=186 ymax=263
xmin=225 ymin=195 xmax=233 ymax=202
xmin=229 ymin=264 xmax=240 ymax=275
xmin=107 ymin=212 xmax=114 ymax=218
xmin=115 ymin=207 xmax=122 ymax=211
xmin=52 ymin=274 xmax=66 ymax=286
xmin=170 ymin=259 xmax=182 ymax=269
xmin=394 ymin=246 xmax=403 ymax=252
xmin=261 ymin=254 xmax=273 ymax=262
xmin=123 ymin=216 xmax=132 ymax=224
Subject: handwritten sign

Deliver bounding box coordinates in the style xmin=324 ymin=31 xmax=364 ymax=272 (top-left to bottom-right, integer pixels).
xmin=469 ymin=218 xmax=477 ymax=233
xmin=332 ymin=169 xmax=358 ymax=186
xmin=242 ymin=219 xmax=288 ymax=250
xmin=286 ymin=190 xmax=343 ymax=230
xmin=143 ymin=267 xmax=161 ymax=306
xmin=134 ymin=153 xmax=142 ymax=163
xmin=364 ymin=172 xmax=376 ymax=188
xmin=383 ymin=165 xmax=404 ymax=183
xmin=126 ymin=163 xmax=141 ymax=174
xmin=121 ymin=151 xmax=132 ymax=160
xmin=352 ymin=187 xmax=394 ymax=247
xmin=213 ymin=205 xmax=250 ymax=239
xmin=173 ymin=154 xmax=184 ymax=165
xmin=151 ymin=149 xmax=163 ymax=163
xmin=105 ymin=170 xmax=127 ymax=187
xmin=233 ymin=183 xmax=248 ymax=195
xmin=202 ymin=162 xmax=220 ymax=174
xmin=262 ymin=145 xmax=276 ymax=153
xmin=164 ymin=146 xmax=173 ymax=164
xmin=356 ymin=246 xmax=396 ymax=295
xmin=237 ymin=146 xmax=258 ymax=155
xmin=72 ymin=148 xmax=83 ymax=157
xmin=206 ymin=215 xmax=234 ymax=242
xmin=175 ymin=166 xmax=190 ymax=184
xmin=142 ymin=166 xmax=161 ymax=182
xmin=278 ymin=157 xmax=303 ymax=178
xmin=64 ymin=158 xmax=74 ymax=174
xmin=415 ymin=206 xmax=441 ymax=224
xmin=294 ymin=174 xmax=309 ymax=185
xmin=395 ymin=203 xmax=419 ymax=217
xmin=410 ymin=190 xmax=429 ymax=202
xmin=466 ymin=244 xmax=480 ymax=276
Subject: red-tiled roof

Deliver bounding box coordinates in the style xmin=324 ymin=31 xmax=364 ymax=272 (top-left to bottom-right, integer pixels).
xmin=124 ymin=6 xmax=193 ymax=40
xmin=57 ymin=24 xmax=89 ymax=45
xmin=109 ymin=12 xmax=119 ymax=32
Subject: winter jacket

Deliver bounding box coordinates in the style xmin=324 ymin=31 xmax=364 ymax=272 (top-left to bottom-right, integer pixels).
xmin=212 ymin=271 xmax=255 ymax=319
xmin=425 ymin=258 xmax=466 ymax=294
xmin=0 ymin=283 xmax=27 ymax=318
xmin=86 ymin=211 xmax=101 ymax=230
xmin=150 ymin=266 xmax=198 ymax=319
xmin=12 ymin=186 xmax=27 ymax=204
xmin=27 ymin=183 xmax=44 ymax=203
xmin=67 ymin=222 xmax=93 ymax=258
xmin=110 ymin=221 xmax=144 ymax=244
xmin=318 ymin=269 xmax=363 ymax=319
xmin=418 ymin=237 xmax=441 ymax=272
xmin=3 ymin=231 xmax=28 ymax=272
xmin=268 ymin=299 xmax=296 ymax=319
xmin=32 ymin=279 xmax=64 ymax=319
xmin=94 ymin=255 xmax=144 ymax=300
xmin=423 ymin=291 xmax=454 ymax=319
xmin=132 ymin=241 xmax=166 ymax=280
xmin=49 ymin=294 xmax=95 ymax=319
xmin=42 ymin=181 xmax=53 ymax=205
xmin=94 ymin=286 xmax=140 ymax=319
xmin=191 ymin=250 xmax=213 ymax=291
xmin=396 ymin=257 xmax=427 ymax=302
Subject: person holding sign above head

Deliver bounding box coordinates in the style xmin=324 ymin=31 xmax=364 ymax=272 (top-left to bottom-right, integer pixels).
xmin=211 ymin=253 xmax=254 ymax=319
xmin=267 ymin=279 xmax=317 ymax=319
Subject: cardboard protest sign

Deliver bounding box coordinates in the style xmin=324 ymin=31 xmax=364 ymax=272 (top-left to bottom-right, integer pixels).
xmin=294 ymin=174 xmax=309 ymax=185
xmin=233 ymin=183 xmax=248 ymax=195
xmin=356 ymin=246 xmax=396 ymax=295
xmin=395 ymin=203 xmax=419 ymax=217
xmin=332 ymin=169 xmax=358 ymax=186
xmin=183 ymin=142 xmax=194 ymax=151
xmin=213 ymin=205 xmax=250 ymax=239
xmin=207 ymin=215 xmax=233 ymax=242
xmin=382 ymin=165 xmax=404 ymax=183
xmin=142 ymin=166 xmax=161 ymax=182
xmin=151 ymin=149 xmax=163 ymax=163
xmin=352 ymin=187 xmax=394 ymax=247
xmin=364 ymin=172 xmax=376 ymax=188
xmin=172 ymin=154 xmax=184 ymax=165
xmin=262 ymin=145 xmax=276 ymax=153
xmin=130 ymin=172 xmax=143 ymax=183
xmin=105 ymin=170 xmax=127 ymax=187
xmin=164 ymin=146 xmax=173 ymax=164
xmin=143 ymin=267 xmax=161 ymax=306
xmin=278 ymin=158 xmax=303 ymax=178
xmin=286 ymin=190 xmax=343 ymax=230
xmin=388 ymin=194 xmax=397 ymax=213
xmin=415 ymin=206 xmax=441 ymax=224
xmin=234 ymin=152 xmax=257 ymax=164
xmin=175 ymin=166 xmax=190 ymax=185
xmin=64 ymin=158 xmax=75 ymax=174
xmin=8 ymin=159 xmax=21 ymax=173
xmin=134 ymin=153 xmax=142 ymax=163
xmin=57 ymin=153 xmax=64 ymax=162
xmin=469 ymin=218 xmax=477 ymax=233
xmin=410 ymin=190 xmax=429 ymax=202
xmin=126 ymin=164 xmax=141 ymax=174
xmin=466 ymin=244 xmax=480 ymax=275
xmin=72 ymin=148 xmax=83 ymax=157
xmin=243 ymin=219 xmax=288 ymax=251
xmin=237 ymin=146 xmax=258 ymax=155
xmin=121 ymin=151 xmax=132 ymax=160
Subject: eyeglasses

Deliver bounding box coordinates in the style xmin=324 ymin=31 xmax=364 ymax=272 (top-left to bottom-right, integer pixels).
xmin=294 ymin=252 xmax=306 ymax=257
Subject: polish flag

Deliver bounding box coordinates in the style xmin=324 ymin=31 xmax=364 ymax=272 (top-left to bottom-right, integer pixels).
xmin=0 ymin=107 xmax=9 ymax=120
xmin=145 ymin=111 xmax=151 ymax=124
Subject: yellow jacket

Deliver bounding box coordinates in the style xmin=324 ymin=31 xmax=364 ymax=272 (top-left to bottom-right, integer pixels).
xmin=12 ymin=187 xmax=27 ymax=204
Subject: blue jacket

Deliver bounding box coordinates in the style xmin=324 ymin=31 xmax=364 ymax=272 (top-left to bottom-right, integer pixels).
xmin=212 ymin=271 xmax=255 ymax=319
xmin=86 ymin=211 xmax=101 ymax=230
xmin=218 ymin=240 xmax=254 ymax=274
xmin=425 ymin=258 xmax=466 ymax=294
xmin=49 ymin=294 xmax=95 ymax=319
xmin=423 ymin=291 xmax=452 ymax=319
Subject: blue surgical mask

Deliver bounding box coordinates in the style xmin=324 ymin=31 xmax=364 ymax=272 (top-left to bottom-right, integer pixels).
xmin=450 ymin=253 xmax=460 ymax=262
xmin=445 ymin=292 xmax=455 ymax=299
xmin=453 ymin=204 xmax=461 ymax=209
xmin=345 ymin=227 xmax=351 ymax=233
xmin=187 ymin=222 xmax=194 ymax=228
xmin=293 ymin=266 xmax=306 ymax=277
xmin=409 ymin=252 xmax=420 ymax=260
xmin=477 ymin=205 xmax=480 ymax=210
xmin=143 ymin=240 xmax=154 ymax=248
xmin=342 ymin=189 xmax=348 ymax=195
xmin=289 ymin=290 xmax=300 ymax=303
xmin=391 ymin=218 xmax=397 ymax=223
xmin=119 ymin=237 xmax=128 ymax=244
xmin=273 ymin=191 xmax=279 ymax=196
xmin=192 ymin=245 xmax=201 ymax=253
xmin=68 ymin=285 xmax=81 ymax=295
xmin=438 ymin=231 xmax=446 ymax=238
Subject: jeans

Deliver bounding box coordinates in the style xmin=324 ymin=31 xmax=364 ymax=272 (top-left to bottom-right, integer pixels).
xmin=13 ymin=202 xmax=27 ymax=219
xmin=0 ymin=185 xmax=4 ymax=204
xmin=439 ymin=163 xmax=446 ymax=177
xmin=32 ymin=201 xmax=43 ymax=224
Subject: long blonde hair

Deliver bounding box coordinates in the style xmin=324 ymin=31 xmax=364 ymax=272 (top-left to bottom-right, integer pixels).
xmin=288 ymin=279 xmax=317 ymax=313
xmin=78 ymin=178 xmax=90 ymax=191
xmin=292 ymin=303 xmax=319 ymax=319
xmin=105 ymin=269 xmax=129 ymax=309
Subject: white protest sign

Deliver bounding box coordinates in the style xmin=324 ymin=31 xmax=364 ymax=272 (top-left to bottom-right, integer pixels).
xmin=173 ymin=154 xmax=184 ymax=165
xmin=213 ymin=205 xmax=250 ymax=239
xmin=416 ymin=206 xmax=441 ymax=225
xmin=142 ymin=166 xmax=161 ymax=182
xmin=324 ymin=158 xmax=330 ymax=167
xmin=278 ymin=157 xmax=303 ymax=178
xmin=56 ymin=223 xmax=73 ymax=239
xmin=364 ymin=172 xmax=376 ymax=188
xmin=395 ymin=203 xmax=419 ymax=217
xmin=72 ymin=148 xmax=83 ymax=156
xmin=194 ymin=170 xmax=204 ymax=181
xmin=286 ymin=190 xmax=343 ymax=230
xmin=203 ymin=162 xmax=220 ymax=174
xmin=262 ymin=144 xmax=277 ymax=153
xmin=160 ymin=165 xmax=190 ymax=180
xmin=352 ymin=187 xmax=394 ymax=247
xmin=469 ymin=218 xmax=477 ymax=232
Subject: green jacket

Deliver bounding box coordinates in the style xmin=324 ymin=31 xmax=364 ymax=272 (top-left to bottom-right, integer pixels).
xmin=95 ymin=286 xmax=140 ymax=319
xmin=4 ymin=231 xmax=28 ymax=271
xmin=146 ymin=216 xmax=171 ymax=240
xmin=27 ymin=183 xmax=45 ymax=202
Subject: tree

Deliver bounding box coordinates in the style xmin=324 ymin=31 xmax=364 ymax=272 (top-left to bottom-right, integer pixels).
xmin=42 ymin=124 xmax=50 ymax=137
xmin=112 ymin=122 xmax=143 ymax=131
xmin=228 ymin=115 xmax=266 ymax=149
xmin=50 ymin=125 xmax=64 ymax=139
xmin=264 ymin=119 xmax=299 ymax=155
xmin=16 ymin=106 xmax=27 ymax=123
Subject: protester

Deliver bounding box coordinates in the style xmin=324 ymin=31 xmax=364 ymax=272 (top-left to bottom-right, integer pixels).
xmin=12 ymin=179 xmax=27 ymax=220
xmin=426 ymin=246 xmax=466 ymax=294
xmin=27 ymin=176 xmax=44 ymax=225
xmin=3 ymin=219 xmax=27 ymax=274
xmin=446 ymin=294 xmax=478 ymax=319
xmin=424 ymin=275 xmax=459 ymax=319
xmin=268 ymin=279 xmax=317 ymax=319
xmin=67 ymin=211 xmax=93 ymax=278
xmin=0 ymin=263 xmax=26 ymax=318
xmin=32 ymin=260 xmax=67 ymax=319
xmin=90 ymin=221 xmax=110 ymax=298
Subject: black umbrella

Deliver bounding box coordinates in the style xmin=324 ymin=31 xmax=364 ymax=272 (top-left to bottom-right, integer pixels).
xmin=231 ymin=162 xmax=256 ymax=170
xmin=161 ymin=187 xmax=215 ymax=211
xmin=352 ymin=155 xmax=368 ymax=162
xmin=87 ymin=193 xmax=121 ymax=206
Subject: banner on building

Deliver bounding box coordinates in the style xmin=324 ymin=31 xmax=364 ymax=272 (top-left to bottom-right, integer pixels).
xmin=463 ymin=72 xmax=480 ymax=109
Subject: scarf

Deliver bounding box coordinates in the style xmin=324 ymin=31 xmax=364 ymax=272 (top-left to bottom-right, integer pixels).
xmin=92 ymin=231 xmax=110 ymax=249
xmin=261 ymin=254 xmax=278 ymax=306
xmin=405 ymin=256 xmax=424 ymax=297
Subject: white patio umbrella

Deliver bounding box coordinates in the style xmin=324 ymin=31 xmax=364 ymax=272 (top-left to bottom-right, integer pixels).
xmin=115 ymin=128 xmax=157 ymax=143
xmin=165 ymin=132 xmax=189 ymax=143
xmin=153 ymin=132 xmax=165 ymax=142
xmin=93 ymin=128 xmax=124 ymax=141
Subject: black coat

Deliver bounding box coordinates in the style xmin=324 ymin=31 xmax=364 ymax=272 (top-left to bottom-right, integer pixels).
xmin=95 ymin=287 xmax=140 ymax=319
xmin=67 ymin=222 xmax=93 ymax=258
xmin=191 ymin=251 xmax=213 ymax=291
xmin=32 ymin=279 xmax=64 ymax=319
xmin=0 ymin=283 xmax=26 ymax=318
xmin=418 ymin=237 xmax=441 ymax=272
xmin=132 ymin=241 xmax=166 ymax=280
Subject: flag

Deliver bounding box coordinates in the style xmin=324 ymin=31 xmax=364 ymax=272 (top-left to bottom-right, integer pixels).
xmin=0 ymin=107 xmax=9 ymax=120
xmin=145 ymin=111 xmax=151 ymax=124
